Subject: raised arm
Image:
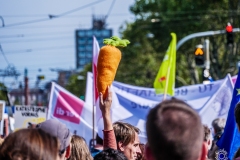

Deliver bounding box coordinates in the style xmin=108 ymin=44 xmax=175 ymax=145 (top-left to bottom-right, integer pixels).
xmin=99 ymin=86 xmax=117 ymax=150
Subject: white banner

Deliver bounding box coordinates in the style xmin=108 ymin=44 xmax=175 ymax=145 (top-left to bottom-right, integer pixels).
xmin=85 ymin=72 xmax=233 ymax=143
xmin=48 ymin=82 xmax=96 ymax=146
xmin=14 ymin=105 xmax=47 ymax=131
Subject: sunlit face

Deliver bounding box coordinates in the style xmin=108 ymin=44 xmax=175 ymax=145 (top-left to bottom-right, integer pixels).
xmin=122 ymin=132 xmax=141 ymax=160
xmin=56 ymin=154 xmax=61 ymax=160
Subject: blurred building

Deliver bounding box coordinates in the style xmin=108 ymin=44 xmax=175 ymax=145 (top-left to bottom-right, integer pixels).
xmin=9 ymin=88 xmax=47 ymax=106
xmin=56 ymin=69 xmax=77 ymax=87
xmin=75 ymin=15 xmax=112 ymax=69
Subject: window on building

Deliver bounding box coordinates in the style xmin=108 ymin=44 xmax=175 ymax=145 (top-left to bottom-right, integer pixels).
xmin=103 ymin=30 xmax=110 ymax=36
xmin=86 ymin=30 xmax=93 ymax=36
xmin=78 ymin=46 xmax=85 ymax=51
xmin=78 ymin=31 xmax=85 ymax=37
xmin=79 ymin=52 xmax=86 ymax=58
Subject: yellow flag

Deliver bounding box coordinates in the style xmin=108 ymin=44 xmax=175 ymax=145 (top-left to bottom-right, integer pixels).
xmin=154 ymin=33 xmax=176 ymax=96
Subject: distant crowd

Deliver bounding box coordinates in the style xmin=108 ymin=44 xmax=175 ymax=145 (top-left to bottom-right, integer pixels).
xmin=0 ymin=87 xmax=240 ymax=160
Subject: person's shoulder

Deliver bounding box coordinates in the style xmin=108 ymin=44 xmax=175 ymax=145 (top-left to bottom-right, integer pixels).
xmin=235 ymin=157 xmax=240 ymax=160
xmin=91 ymin=148 xmax=102 ymax=157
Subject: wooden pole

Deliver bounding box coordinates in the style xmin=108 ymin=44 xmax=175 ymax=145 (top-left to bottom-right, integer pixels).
xmin=92 ymin=73 xmax=96 ymax=146
xmin=163 ymin=66 xmax=171 ymax=101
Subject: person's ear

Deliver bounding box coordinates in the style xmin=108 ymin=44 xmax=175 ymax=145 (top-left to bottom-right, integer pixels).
xmin=65 ymin=145 xmax=71 ymax=158
xmin=145 ymin=143 xmax=155 ymax=160
xmin=199 ymin=142 xmax=208 ymax=160
xmin=117 ymin=141 xmax=124 ymax=151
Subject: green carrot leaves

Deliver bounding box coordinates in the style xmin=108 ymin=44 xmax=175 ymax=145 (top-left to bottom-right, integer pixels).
xmin=103 ymin=36 xmax=130 ymax=47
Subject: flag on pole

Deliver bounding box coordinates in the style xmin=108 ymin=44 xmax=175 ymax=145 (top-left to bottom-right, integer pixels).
xmin=92 ymin=36 xmax=100 ymax=105
xmin=153 ymin=33 xmax=176 ymax=96
xmin=217 ymin=69 xmax=240 ymax=159
xmin=48 ymin=82 xmax=94 ymax=144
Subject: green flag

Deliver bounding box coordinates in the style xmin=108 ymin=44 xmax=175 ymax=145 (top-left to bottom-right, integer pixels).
xmin=153 ymin=33 xmax=176 ymax=96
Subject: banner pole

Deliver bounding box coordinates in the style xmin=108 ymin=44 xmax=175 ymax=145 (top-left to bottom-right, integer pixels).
xmin=92 ymin=103 xmax=95 ymax=143
xmin=92 ymin=72 xmax=96 ymax=145
xmin=163 ymin=66 xmax=171 ymax=101
xmin=92 ymin=36 xmax=96 ymax=147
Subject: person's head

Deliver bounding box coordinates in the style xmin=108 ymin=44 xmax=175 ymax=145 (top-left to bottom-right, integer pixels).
xmin=146 ymin=98 xmax=205 ymax=160
xmin=113 ymin=121 xmax=141 ymax=160
xmin=211 ymin=118 xmax=226 ymax=134
xmin=37 ymin=119 xmax=72 ymax=160
xmin=0 ymin=128 xmax=59 ymax=160
xmin=203 ymin=124 xmax=211 ymax=143
xmin=67 ymin=135 xmax=93 ymax=160
xmin=137 ymin=143 xmax=145 ymax=160
xmin=94 ymin=148 xmax=128 ymax=160
xmin=235 ymin=102 xmax=240 ymax=130
xmin=203 ymin=124 xmax=211 ymax=159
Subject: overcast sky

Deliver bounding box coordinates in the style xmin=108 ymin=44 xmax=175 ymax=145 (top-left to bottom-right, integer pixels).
xmin=0 ymin=0 xmax=135 ymax=89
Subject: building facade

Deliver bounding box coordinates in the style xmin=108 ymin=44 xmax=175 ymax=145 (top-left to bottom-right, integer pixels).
xmin=75 ymin=16 xmax=112 ymax=69
xmin=75 ymin=29 xmax=112 ymax=69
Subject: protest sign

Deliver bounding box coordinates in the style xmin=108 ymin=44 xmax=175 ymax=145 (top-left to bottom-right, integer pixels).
xmin=14 ymin=105 xmax=47 ymax=130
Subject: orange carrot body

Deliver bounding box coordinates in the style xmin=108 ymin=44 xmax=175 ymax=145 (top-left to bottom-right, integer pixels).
xmin=97 ymin=45 xmax=121 ymax=99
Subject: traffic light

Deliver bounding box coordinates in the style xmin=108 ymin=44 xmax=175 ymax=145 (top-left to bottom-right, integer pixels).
xmin=194 ymin=45 xmax=205 ymax=67
xmin=37 ymin=75 xmax=45 ymax=80
xmin=226 ymin=22 xmax=233 ymax=45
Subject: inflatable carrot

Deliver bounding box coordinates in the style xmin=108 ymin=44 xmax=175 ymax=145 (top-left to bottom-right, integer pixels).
xmin=97 ymin=36 xmax=130 ymax=99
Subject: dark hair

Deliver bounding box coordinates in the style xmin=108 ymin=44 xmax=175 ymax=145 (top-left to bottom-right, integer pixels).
xmin=96 ymin=134 xmax=103 ymax=145
xmin=211 ymin=118 xmax=226 ymax=134
xmin=203 ymin=124 xmax=211 ymax=142
xmin=94 ymin=148 xmax=127 ymax=160
xmin=0 ymin=128 xmax=59 ymax=160
xmin=146 ymin=98 xmax=203 ymax=160
xmin=113 ymin=121 xmax=140 ymax=146
xmin=234 ymin=147 xmax=240 ymax=159
xmin=137 ymin=143 xmax=145 ymax=160
xmin=235 ymin=102 xmax=240 ymax=129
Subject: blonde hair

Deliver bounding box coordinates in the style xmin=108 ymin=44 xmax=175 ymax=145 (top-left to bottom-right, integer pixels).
xmin=0 ymin=137 xmax=4 ymax=146
xmin=68 ymin=135 xmax=93 ymax=160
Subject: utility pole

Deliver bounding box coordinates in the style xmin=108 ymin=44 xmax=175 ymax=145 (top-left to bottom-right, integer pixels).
xmin=202 ymin=39 xmax=211 ymax=84
xmin=177 ymin=28 xmax=240 ymax=50
xmin=24 ymin=68 xmax=29 ymax=105
xmin=204 ymin=39 xmax=210 ymax=70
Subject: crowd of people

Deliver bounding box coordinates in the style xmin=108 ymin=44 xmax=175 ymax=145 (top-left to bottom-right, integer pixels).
xmin=0 ymin=86 xmax=239 ymax=160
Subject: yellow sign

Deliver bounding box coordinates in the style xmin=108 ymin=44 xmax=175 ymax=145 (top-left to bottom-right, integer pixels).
xmin=195 ymin=48 xmax=204 ymax=55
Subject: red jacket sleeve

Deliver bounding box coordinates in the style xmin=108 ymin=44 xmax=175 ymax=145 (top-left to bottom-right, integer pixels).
xmin=103 ymin=129 xmax=117 ymax=150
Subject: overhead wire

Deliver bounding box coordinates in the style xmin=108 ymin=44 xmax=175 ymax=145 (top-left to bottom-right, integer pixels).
xmin=50 ymin=0 xmax=106 ymax=18
xmin=0 ymin=24 xmax=90 ymax=29
xmin=105 ymin=0 xmax=116 ymax=20
xmin=4 ymin=45 xmax=74 ymax=54
xmin=0 ymin=0 xmax=106 ymax=28
xmin=0 ymin=36 xmax=73 ymax=43
xmin=0 ymin=44 xmax=10 ymax=65
xmin=1 ymin=13 xmax=131 ymax=18
xmin=0 ymin=0 xmax=119 ymax=88
xmin=0 ymin=31 xmax=72 ymax=39
xmin=5 ymin=62 xmax=75 ymax=69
